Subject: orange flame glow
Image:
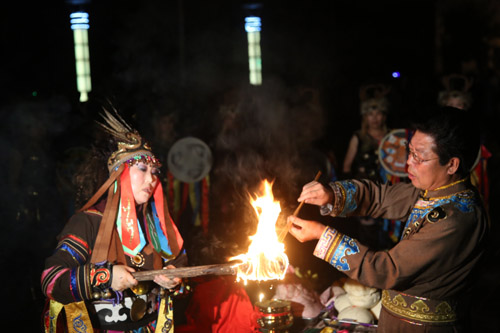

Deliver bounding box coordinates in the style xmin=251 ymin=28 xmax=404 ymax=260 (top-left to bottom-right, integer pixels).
xmin=231 ymin=180 xmax=289 ymax=284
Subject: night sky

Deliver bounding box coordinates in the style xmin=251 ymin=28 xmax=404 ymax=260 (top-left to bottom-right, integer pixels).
xmin=2 ymin=0 xmax=500 ymax=331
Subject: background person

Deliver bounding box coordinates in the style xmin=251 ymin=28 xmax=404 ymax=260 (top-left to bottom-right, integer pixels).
xmin=342 ymin=84 xmax=393 ymax=250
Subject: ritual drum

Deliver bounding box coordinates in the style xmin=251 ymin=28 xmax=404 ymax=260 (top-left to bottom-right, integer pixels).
xmin=167 ymin=136 xmax=212 ymax=183
xmin=255 ymin=299 xmax=293 ymax=332
xmin=378 ymin=128 xmax=409 ymax=178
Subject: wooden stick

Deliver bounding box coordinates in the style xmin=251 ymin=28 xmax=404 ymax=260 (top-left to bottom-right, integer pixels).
xmin=277 ymin=171 xmax=322 ymax=242
xmin=131 ymin=262 xmax=238 ymax=281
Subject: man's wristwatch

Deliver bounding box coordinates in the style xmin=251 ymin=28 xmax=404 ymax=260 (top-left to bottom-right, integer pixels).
xmin=320 ymin=203 xmax=334 ymax=216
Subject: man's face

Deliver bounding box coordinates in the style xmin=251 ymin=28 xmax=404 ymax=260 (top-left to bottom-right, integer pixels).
xmin=406 ymin=131 xmax=451 ymax=191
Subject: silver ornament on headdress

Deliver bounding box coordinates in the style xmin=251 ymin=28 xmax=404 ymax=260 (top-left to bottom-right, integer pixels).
xmin=359 ymin=84 xmax=391 ymax=115
xmin=438 ymin=74 xmax=473 ymax=110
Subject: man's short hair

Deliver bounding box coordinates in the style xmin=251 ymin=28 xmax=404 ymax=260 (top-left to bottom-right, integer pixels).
xmin=412 ymin=106 xmax=480 ymax=178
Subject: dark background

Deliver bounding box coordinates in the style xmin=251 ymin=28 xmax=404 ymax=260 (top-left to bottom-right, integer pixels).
xmin=1 ymin=0 xmax=500 ymax=331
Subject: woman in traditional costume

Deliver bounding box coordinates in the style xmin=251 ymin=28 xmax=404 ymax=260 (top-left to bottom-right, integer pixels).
xmin=342 ymin=84 xmax=391 ymax=181
xmin=41 ymin=109 xmax=186 ymax=332
xmin=341 ymin=84 xmax=394 ymax=250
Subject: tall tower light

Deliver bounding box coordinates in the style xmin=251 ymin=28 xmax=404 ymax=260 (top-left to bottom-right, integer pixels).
xmin=245 ymin=16 xmax=262 ymax=85
xmin=70 ymin=11 xmax=92 ymax=102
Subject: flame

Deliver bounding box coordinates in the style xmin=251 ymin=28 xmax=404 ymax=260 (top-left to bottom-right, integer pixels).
xmin=231 ymin=180 xmax=289 ymax=284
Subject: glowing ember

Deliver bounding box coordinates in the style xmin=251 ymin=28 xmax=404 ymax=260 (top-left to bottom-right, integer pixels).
xmin=231 ymin=180 xmax=289 ymax=284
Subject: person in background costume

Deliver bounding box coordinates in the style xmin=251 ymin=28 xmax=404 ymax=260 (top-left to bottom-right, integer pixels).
xmin=288 ymin=106 xmax=488 ymax=332
xmin=343 ymin=84 xmax=391 ymax=181
xmin=41 ymin=109 xmax=186 ymax=332
xmin=437 ymin=74 xmax=473 ymax=111
xmin=342 ymin=84 xmax=393 ymax=250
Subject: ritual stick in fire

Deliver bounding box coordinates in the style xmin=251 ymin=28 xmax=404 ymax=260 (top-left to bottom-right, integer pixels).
xmin=131 ymin=261 xmax=242 ymax=281
xmin=277 ymin=170 xmax=322 ymax=242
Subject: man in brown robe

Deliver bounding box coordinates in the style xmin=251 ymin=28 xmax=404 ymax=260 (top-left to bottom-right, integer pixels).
xmin=288 ymin=106 xmax=488 ymax=332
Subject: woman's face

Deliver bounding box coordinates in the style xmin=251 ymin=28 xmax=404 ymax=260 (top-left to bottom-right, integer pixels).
xmin=129 ymin=162 xmax=160 ymax=205
xmin=446 ymin=96 xmax=466 ymax=110
xmin=365 ymin=110 xmax=386 ymax=129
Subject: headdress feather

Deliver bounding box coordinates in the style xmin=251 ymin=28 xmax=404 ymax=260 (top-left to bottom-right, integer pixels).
xmin=96 ymin=107 xmax=159 ymax=171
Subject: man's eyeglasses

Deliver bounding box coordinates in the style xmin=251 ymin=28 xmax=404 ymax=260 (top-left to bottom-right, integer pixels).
xmin=405 ymin=143 xmax=439 ymax=164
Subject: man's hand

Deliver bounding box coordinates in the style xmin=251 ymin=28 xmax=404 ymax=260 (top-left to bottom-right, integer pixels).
xmin=287 ymin=215 xmax=327 ymax=242
xmin=297 ymin=181 xmax=333 ymax=207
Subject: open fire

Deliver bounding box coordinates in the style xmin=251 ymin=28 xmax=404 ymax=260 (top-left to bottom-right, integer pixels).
xmin=132 ymin=179 xmax=289 ymax=284
xmin=230 ymin=180 xmax=289 ymax=284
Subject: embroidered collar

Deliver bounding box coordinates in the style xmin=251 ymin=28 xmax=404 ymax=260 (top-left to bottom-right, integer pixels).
xmin=420 ymin=177 xmax=469 ymax=200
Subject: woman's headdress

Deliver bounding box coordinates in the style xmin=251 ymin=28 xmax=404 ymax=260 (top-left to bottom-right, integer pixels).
xmin=97 ymin=108 xmax=161 ymax=172
xmin=438 ymin=74 xmax=473 ymax=110
xmin=359 ymin=84 xmax=391 ymax=115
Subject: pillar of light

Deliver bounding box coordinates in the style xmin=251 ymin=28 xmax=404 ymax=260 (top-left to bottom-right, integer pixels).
xmin=245 ymin=16 xmax=262 ymax=85
xmin=70 ymin=11 xmax=92 ymax=102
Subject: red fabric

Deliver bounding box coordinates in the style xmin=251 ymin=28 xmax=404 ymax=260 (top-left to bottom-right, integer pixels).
xmin=176 ymin=276 xmax=260 ymax=333
xmin=120 ymin=164 xmax=141 ymax=254
xmin=474 ymin=144 xmax=492 ymax=207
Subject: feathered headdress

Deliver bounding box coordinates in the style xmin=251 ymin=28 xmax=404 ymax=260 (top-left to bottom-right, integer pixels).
xmin=97 ymin=108 xmax=161 ymax=172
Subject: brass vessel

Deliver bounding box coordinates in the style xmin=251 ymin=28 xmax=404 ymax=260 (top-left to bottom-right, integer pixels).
xmin=256 ymin=299 xmax=293 ymax=332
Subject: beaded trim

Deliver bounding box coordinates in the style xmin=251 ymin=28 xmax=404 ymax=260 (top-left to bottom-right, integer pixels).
xmin=110 ymin=152 xmax=161 ymax=172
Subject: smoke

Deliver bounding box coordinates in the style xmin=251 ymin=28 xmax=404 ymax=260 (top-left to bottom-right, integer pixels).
xmin=207 ymin=78 xmax=328 ymax=258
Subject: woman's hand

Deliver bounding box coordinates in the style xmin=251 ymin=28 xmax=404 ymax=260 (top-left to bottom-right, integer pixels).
xmin=297 ymin=181 xmax=333 ymax=207
xmin=154 ymin=265 xmax=182 ymax=290
xmin=111 ymin=265 xmax=138 ymax=291
xmin=287 ymin=215 xmax=327 ymax=243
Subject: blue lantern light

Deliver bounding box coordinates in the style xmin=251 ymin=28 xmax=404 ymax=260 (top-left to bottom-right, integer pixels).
xmin=245 ymin=16 xmax=261 ymax=33
xmin=70 ymin=11 xmax=91 ymax=102
xmin=245 ymin=16 xmax=262 ymax=85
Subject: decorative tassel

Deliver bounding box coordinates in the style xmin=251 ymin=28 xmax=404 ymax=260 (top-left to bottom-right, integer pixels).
xmin=166 ymin=172 xmax=210 ymax=235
